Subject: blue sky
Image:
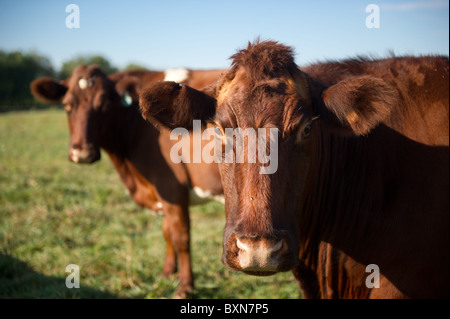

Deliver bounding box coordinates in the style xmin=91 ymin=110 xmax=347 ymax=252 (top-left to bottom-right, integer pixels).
xmin=0 ymin=0 xmax=448 ymax=70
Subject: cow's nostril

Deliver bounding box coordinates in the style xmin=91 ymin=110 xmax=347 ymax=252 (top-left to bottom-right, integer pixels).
xmin=236 ymin=238 xmax=283 ymax=254
xmin=236 ymin=238 xmax=249 ymax=252
xmin=234 ymin=237 xmax=285 ymax=272
xmin=268 ymin=240 xmax=283 ymax=254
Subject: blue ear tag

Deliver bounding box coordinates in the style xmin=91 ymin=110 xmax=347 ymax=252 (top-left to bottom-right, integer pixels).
xmin=122 ymin=91 xmax=133 ymax=107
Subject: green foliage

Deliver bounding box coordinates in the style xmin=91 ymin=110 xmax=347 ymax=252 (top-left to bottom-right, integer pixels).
xmin=0 ymin=50 xmax=55 ymax=111
xmin=123 ymin=63 xmax=148 ymax=71
xmin=0 ymin=109 xmax=301 ymax=299
xmin=0 ymin=50 xmax=124 ymax=112
xmin=59 ymin=55 xmax=118 ymax=80
xmin=0 ymin=50 xmax=154 ymax=113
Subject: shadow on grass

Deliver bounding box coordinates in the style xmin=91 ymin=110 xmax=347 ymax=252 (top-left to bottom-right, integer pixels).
xmin=0 ymin=253 xmax=117 ymax=298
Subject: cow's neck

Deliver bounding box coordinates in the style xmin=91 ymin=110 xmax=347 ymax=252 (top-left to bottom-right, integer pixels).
xmin=299 ymin=123 xmax=448 ymax=298
xmin=98 ymin=105 xmax=156 ymax=204
xmin=299 ymin=124 xmax=408 ymax=268
xmin=296 ymin=127 xmax=392 ymax=298
xmin=98 ymin=104 xmax=147 ymax=184
xmin=100 ymin=104 xmax=142 ymax=159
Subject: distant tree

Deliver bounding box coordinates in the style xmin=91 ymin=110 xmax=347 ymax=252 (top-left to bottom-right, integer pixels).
xmin=0 ymin=50 xmax=55 ymax=111
xmin=123 ymin=63 xmax=148 ymax=71
xmin=59 ymin=55 xmax=118 ymax=79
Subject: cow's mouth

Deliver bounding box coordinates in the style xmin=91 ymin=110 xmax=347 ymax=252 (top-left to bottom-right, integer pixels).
xmin=242 ymin=270 xmax=278 ymax=276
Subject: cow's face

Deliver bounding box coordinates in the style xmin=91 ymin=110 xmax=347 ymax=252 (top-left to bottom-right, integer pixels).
xmin=139 ymin=40 xmax=396 ymax=276
xmin=62 ymin=65 xmax=114 ymax=163
xmin=211 ymin=67 xmax=318 ymax=275
xmin=31 ymin=65 xmax=135 ymax=164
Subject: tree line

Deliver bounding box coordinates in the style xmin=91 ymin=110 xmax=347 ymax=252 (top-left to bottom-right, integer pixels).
xmin=0 ymin=50 xmax=146 ymax=112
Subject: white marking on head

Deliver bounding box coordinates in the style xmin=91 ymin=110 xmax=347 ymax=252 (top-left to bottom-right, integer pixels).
xmin=78 ymin=78 xmax=88 ymax=90
xmin=163 ymin=68 xmax=189 ymax=83
xmin=156 ymin=202 xmax=163 ymax=209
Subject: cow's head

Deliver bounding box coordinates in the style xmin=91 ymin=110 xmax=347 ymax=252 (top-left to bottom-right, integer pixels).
xmin=31 ymin=65 xmax=139 ymax=163
xmin=139 ymin=40 xmax=397 ymax=276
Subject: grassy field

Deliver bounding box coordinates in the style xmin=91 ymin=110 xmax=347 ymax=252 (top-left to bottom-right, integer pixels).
xmin=0 ymin=109 xmax=301 ymax=299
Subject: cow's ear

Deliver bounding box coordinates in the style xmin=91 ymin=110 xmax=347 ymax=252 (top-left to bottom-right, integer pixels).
xmin=139 ymin=81 xmax=217 ymax=131
xmin=115 ymin=76 xmax=140 ymax=106
xmin=322 ymin=76 xmax=397 ymax=136
xmin=30 ymin=77 xmax=68 ymax=103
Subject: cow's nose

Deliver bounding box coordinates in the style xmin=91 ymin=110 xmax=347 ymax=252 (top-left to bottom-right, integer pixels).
xmin=69 ymin=148 xmax=82 ymax=163
xmin=68 ymin=147 xmax=99 ymax=163
xmin=235 ymin=237 xmax=285 ymax=272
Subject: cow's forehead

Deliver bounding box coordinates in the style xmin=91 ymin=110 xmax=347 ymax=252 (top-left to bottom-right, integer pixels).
xmin=218 ymin=70 xmax=310 ymax=109
xmin=69 ymin=65 xmax=104 ymax=81
xmin=215 ymin=40 xmax=312 ymax=120
xmin=213 ymin=68 xmax=313 ymax=137
xmin=217 ymin=67 xmax=310 ymax=104
xmin=66 ymin=65 xmax=106 ymax=90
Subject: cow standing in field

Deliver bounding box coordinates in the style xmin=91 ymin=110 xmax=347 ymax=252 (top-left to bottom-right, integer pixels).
xmin=30 ymin=65 xmax=225 ymax=298
xmin=139 ymin=40 xmax=449 ymax=298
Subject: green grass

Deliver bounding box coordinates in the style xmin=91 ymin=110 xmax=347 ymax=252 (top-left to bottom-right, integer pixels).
xmin=0 ymin=109 xmax=301 ymax=299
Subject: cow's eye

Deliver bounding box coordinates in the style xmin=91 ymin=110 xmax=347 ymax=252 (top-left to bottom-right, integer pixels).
xmin=64 ymin=104 xmax=72 ymax=113
xmin=302 ymin=124 xmax=311 ymax=138
xmin=295 ymin=123 xmax=312 ymax=144
xmin=214 ymin=126 xmax=227 ymax=157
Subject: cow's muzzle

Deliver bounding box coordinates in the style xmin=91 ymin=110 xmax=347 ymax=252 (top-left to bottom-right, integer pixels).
xmin=68 ymin=146 xmax=100 ymax=164
xmin=222 ymin=233 xmax=298 ymax=276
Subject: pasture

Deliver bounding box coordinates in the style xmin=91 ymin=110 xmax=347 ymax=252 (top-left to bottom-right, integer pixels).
xmin=0 ymin=109 xmax=300 ymax=299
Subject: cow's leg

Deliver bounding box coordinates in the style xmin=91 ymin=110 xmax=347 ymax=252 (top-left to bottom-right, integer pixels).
xmin=162 ymin=215 xmax=177 ymax=276
xmin=163 ymin=202 xmax=193 ymax=298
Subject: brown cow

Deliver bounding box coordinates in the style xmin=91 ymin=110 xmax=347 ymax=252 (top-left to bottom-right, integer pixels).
xmin=30 ymin=65 xmax=225 ymax=298
xmin=139 ymin=40 xmax=449 ymax=298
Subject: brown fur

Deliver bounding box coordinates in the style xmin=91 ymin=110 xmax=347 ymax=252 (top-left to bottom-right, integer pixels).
xmin=140 ymin=81 xmax=217 ymax=130
xmin=139 ymin=40 xmax=449 ymax=298
xmin=322 ymin=75 xmax=397 ymax=135
xmin=30 ymin=76 xmax=68 ymax=103
xmin=230 ymin=40 xmax=297 ymax=81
